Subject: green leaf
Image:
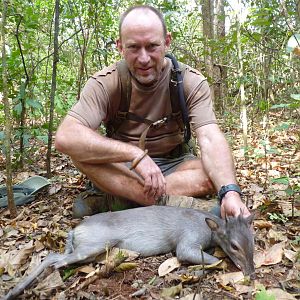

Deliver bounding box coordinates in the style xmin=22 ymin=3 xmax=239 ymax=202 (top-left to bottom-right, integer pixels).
xmin=285 ymin=187 xmax=294 ymax=196
xmin=255 ymin=287 xmax=276 ymax=300
xmin=266 ymin=147 xmax=279 ymax=154
xmin=13 ymin=103 xmax=22 ymax=115
xmin=270 ymin=104 xmax=290 ymax=109
xmin=62 ymin=267 xmax=75 ymax=281
xmin=290 ymin=94 xmax=300 ymax=100
xmin=26 ymin=98 xmax=43 ymax=110
xmin=36 ymin=135 xmax=48 ymax=143
xmin=23 ymin=134 xmax=31 ymax=147
xmin=273 ymin=123 xmax=290 ymax=131
xmin=271 ymin=177 xmax=289 ymax=185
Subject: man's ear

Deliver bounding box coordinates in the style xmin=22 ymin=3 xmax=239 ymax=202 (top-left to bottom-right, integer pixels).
xmin=116 ymin=39 xmax=124 ymax=56
xmin=165 ymin=32 xmax=172 ymax=49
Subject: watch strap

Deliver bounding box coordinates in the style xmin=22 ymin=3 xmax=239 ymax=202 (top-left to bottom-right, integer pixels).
xmin=218 ymin=184 xmax=242 ymax=204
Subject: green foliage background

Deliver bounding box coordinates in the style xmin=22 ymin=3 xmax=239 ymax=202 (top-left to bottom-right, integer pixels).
xmin=0 ymin=0 xmax=299 ymax=164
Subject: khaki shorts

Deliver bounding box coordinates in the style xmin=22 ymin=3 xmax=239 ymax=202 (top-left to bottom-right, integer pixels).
xmin=153 ymin=153 xmax=197 ymax=176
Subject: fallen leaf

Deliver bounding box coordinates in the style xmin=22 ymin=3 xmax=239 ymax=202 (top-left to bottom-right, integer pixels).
xmin=160 ymin=283 xmax=182 ymax=298
xmin=284 ymin=249 xmax=297 ymax=263
xmin=48 ymin=183 xmax=62 ymax=195
xmin=6 ymin=229 xmax=19 ymax=238
xmin=158 ymin=257 xmax=181 ymax=277
xmin=250 ymin=183 xmax=264 ymax=193
xmin=267 ymin=288 xmax=296 ymax=300
xmin=131 ymin=286 xmax=148 ymax=297
xmin=164 ymin=272 xmax=182 ymax=283
xmin=252 ymin=193 xmax=267 ymax=209
xmin=115 ymin=262 xmax=138 ymax=272
xmin=37 ymin=220 xmax=49 ymax=227
xmin=98 ymin=248 xmax=139 ymax=264
xmin=235 ymin=284 xmax=254 ymax=295
xmin=34 ymin=240 xmax=45 ymax=252
xmin=188 ymin=259 xmax=225 ymax=271
xmin=254 ymin=242 xmax=285 ymax=267
xmin=76 ymin=265 xmax=96 ymax=274
xmin=34 ymin=269 xmax=65 ymax=296
xmin=179 ymin=274 xmax=200 ymax=284
xmin=10 ymin=241 xmax=34 ymax=268
xmin=26 ymin=251 xmax=46 ymax=274
xmin=213 ymin=247 xmax=227 ymax=258
xmin=278 ymin=200 xmax=300 ymax=217
xmin=85 ymin=266 xmax=100 ymax=279
xmin=15 ymin=172 xmax=34 ymax=183
xmin=268 ymin=229 xmax=287 ymax=243
xmin=217 ymin=271 xmax=244 ymax=285
xmin=180 ymin=294 xmax=203 ymax=300
xmin=254 ymin=219 xmax=273 ymax=229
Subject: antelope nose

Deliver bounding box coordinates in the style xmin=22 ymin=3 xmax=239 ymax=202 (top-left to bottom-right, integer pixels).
xmin=250 ymin=272 xmax=256 ymax=280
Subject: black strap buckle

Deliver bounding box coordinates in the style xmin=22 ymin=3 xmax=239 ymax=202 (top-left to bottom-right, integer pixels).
xmin=117 ymin=111 xmax=128 ymax=119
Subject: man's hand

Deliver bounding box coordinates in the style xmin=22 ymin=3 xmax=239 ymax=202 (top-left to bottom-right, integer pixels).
xmin=220 ymin=191 xmax=251 ymax=218
xmin=135 ymin=155 xmax=166 ymax=203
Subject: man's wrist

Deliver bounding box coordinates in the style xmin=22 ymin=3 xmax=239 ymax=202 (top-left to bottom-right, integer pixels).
xmin=130 ymin=149 xmax=148 ymax=170
xmin=218 ymin=184 xmax=242 ymax=204
xmin=221 ymin=191 xmax=242 ymax=203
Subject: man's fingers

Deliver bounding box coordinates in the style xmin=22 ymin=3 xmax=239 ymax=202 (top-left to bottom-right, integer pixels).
xmin=158 ymin=176 xmax=167 ymax=197
xmin=134 ymin=155 xmax=166 ymax=201
xmin=143 ymin=175 xmax=153 ymax=197
xmin=144 ymin=173 xmax=165 ymax=200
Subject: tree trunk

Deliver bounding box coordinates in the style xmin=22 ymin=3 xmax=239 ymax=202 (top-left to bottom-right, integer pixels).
xmin=201 ymin=0 xmax=215 ymax=103
xmin=15 ymin=16 xmax=29 ymax=169
xmin=236 ymin=0 xmax=248 ymax=153
xmin=2 ymin=0 xmax=17 ymax=217
xmin=214 ymin=0 xmax=227 ymax=111
xmin=68 ymin=0 xmax=90 ymax=100
xmin=46 ymin=0 xmax=60 ymax=178
xmin=297 ymin=0 xmax=300 ymax=25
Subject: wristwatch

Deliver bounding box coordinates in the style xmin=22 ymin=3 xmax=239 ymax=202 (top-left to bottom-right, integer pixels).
xmin=218 ymin=184 xmax=242 ymax=204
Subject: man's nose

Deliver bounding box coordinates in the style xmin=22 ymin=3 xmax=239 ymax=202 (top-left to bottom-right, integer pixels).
xmin=138 ymin=48 xmax=150 ymax=64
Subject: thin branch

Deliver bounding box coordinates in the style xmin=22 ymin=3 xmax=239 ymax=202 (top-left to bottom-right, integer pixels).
xmin=31 ymin=29 xmax=81 ymax=74
xmin=14 ymin=14 xmax=29 ymax=82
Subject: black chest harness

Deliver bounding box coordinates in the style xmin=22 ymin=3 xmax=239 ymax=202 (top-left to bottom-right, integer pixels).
xmin=106 ymin=54 xmax=191 ymax=150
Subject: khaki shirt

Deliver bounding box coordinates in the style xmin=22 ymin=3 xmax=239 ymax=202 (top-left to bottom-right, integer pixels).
xmin=69 ymin=58 xmax=217 ymax=156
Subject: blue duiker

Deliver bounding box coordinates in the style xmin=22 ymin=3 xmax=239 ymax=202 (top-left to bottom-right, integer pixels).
xmin=2 ymin=205 xmax=255 ymax=300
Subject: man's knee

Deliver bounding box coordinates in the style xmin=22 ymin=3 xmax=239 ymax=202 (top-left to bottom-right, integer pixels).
xmin=204 ymin=178 xmax=216 ymax=195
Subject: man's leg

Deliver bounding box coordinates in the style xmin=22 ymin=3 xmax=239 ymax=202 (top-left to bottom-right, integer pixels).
xmin=75 ymin=156 xmax=214 ymax=201
xmin=166 ymin=159 xmax=216 ymax=196
xmin=72 ymin=156 xmax=217 ymax=217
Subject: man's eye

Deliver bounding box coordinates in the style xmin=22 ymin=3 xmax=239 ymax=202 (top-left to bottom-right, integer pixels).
xmin=147 ymin=44 xmax=159 ymax=51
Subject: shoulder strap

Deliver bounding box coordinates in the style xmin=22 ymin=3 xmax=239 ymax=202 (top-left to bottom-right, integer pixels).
xmin=165 ymin=53 xmax=191 ymax=143
xmin=115 ymin=56 xmax=191 ymax=143
xmin=116 ymin=60 xmax=131 ymax=112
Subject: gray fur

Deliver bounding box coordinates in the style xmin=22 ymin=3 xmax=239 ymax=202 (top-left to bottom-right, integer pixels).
xmin=2 ymin=205 xmax=255 ymax=300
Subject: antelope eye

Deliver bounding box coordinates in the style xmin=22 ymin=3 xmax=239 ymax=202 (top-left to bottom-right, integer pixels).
xmin=231 ymin=243 xmax=239 ymax=251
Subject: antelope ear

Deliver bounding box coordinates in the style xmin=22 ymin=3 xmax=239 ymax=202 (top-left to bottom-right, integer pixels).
xmin=246 ymin=213 xmax=255 ymax=227
xmin=205 ymin=218 xmax=219 ymax=231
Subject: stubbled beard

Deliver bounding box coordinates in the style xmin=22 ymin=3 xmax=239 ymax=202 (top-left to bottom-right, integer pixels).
xmin=132 ymin=70 xmax=162 ymax=86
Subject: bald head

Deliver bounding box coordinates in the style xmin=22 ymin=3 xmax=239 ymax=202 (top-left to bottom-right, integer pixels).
xmin=119 ymin=5 xmax=167 ymax=39
xmin=116 ymin=5 xmax=171 ymax=86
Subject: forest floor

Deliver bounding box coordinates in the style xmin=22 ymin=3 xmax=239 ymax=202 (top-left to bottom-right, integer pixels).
xmin=0 ymin=110 xmax=299 ymax=300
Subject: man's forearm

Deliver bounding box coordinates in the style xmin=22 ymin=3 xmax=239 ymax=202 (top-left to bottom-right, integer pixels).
xmin=196 ymin=124 xmax=238 ymax=191
xmin=55 ymin=116 xmax=143 ymax=165
xmin=196 ymin=124 xmax=251 ymax=217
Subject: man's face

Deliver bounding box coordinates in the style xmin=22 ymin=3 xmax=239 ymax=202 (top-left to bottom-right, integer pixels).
xmin=117 ymin=10 xmax=171 ymax=86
